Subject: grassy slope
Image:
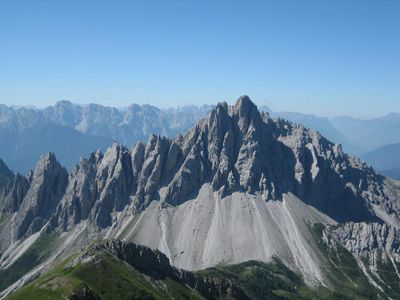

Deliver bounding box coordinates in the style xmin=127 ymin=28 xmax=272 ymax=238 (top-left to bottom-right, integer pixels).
xmin=199 ymin=259 xmax=311 ymax=300
xmin=6 ymin=253 xmax=203 ymax=300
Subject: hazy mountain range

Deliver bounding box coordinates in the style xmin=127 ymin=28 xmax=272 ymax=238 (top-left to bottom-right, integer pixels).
xmin=0 ymin=97 xmax=399 ymax=299
xmin=0 ymin=102 xmax=211 ymax=174
xmin=361 ymin=143 xmax=400 ymax=180
xmin=1 ymin=100 xmax=399 ymax=179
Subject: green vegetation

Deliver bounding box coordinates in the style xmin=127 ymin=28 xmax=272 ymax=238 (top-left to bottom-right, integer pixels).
xmin=368 ymin=249 xmax=400 ymax=299
xmin=0 ymin=232 xmax=59 ymax=292
xmin=199 ymin=259 xmax=310 ymax=299
xmin=310 ymin=223 xmax=382 ymax=300
xmin=6 ymin=253 xmax=203 ymax=300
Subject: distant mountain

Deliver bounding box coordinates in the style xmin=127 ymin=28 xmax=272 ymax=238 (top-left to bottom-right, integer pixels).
xmin=381 ymin=168 xmax=400 ymax=180
xmin=0 ymin=118 xmax=113 ymax=174
xmin=1 ymin=97 xmax=400 ymax=299
xmin=260 ymin=105 xmax=400 ymax=156
xmin=259 ymin=107 xmax=362 ymax=155
xmin=332 ymin=113 xmax=400 ymax=151
xmin=43 ymin=100 xmax=212 ymax=146
xmin=361 ymin=143 xmax=400 ymax=179
xmin=0 ymin=102 xmax=211 ymax=174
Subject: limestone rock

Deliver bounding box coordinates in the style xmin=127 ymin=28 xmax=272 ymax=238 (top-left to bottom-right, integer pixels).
xmin=13 ymin=153 xmax=68 ymax=239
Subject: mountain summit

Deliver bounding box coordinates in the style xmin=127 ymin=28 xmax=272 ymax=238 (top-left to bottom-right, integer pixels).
xmin=1 ymin=96 xmax=400 ymax=298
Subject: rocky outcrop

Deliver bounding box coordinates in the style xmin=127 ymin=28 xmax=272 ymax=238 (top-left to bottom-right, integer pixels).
xmin=332 ymin=222 xmax=400 ymax=258
xmin=12 ymin=153 xmax=68 ymax=239
xmin=73 ymin=239 xmax=249 ymax=300
xmin=320 ymin=222 xmax=400 ymax=295
xmin=1 ymin=174 xmax=29 ymax=213
xmin=54 ymin=144 xmax=136 ymax=230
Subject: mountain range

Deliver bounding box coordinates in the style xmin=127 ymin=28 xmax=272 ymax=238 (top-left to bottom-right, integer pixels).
xmin=0 ymin=96 xmax=399 ymax=299
xmin=361 ymin=143 xmax=400 ymax=180
xmin=0 ymin=102 xmax=211 ymax=174
xmin=1 ymin=100 xmax=399 ymax=180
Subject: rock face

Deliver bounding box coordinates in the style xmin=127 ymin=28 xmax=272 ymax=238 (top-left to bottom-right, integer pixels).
xmin=1 ymin=96 xmax=400 ymax=296
xmin=332 ymin=222 xmax=400 ymax=257
xmin=1 ymin=174 xmax=29 ymax=214
xmin=55 ymin=96 xmax=397 ymax=226
xmin=12 ymin=153 xmax=68 ymax=240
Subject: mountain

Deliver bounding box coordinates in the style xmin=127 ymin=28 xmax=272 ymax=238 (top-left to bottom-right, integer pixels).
xmin=1 ymin=96 xmax=400 ymax=299
xmin=271 ymin=111 xmax=362 ymax=155
xmin=43 ymin=101 xmax=212 ymax=146
xmin=0 ymin=102 xmax=211 ymax=174
xmin=261 ymin=105 xmax=400 ymax=156
xmin=361 ymin=143 xmax=400 ymax=179
xmin=2 ymin=100 xmax=399 ymax=177
xmin=0 ymin=121 xmax=113 ymax=175
xmin=0 ymin=104 xmax=114 ymax=174
xmin=332 ymin=113 xmax=400 ymax=151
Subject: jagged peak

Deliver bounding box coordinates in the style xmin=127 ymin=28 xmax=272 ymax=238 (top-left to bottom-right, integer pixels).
xmin=229 ymin=95 xmax=263 ymax=133
xmin=28 ymin=152 xmax=67 ymax=183
xmin=53 ymin=99 xmax=73 ymax=107
xmin=35 ymin=152 xmax=61 ymax=169
xmin=108 ymin=142 xmax=125 ymax=152
xmin=231 ymin=95 xmax=258 ymax=115
xmin=216 ymin=101 xmax=228 ymax=111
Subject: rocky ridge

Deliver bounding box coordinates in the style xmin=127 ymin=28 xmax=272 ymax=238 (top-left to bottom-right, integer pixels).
xmin=50 ymin=96 xmax=399 ymax=230
xmin=70 ymin=239 xmax=248 ymax=299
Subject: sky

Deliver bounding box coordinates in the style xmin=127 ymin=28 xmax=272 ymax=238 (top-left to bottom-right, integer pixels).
xmin=0 ymin=0 xmax=399 ymax=117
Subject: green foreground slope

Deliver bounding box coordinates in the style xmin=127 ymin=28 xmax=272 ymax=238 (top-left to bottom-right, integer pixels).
xmin=6 ymin=253 xmax=202 ymax=300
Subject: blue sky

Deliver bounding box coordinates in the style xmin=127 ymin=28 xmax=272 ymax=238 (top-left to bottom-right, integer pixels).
xmin=0 ymin=0 xmax=399 ymax=117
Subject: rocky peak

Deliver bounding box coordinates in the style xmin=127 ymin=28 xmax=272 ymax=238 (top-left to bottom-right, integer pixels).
xmin=231 ymin=95 xmax=259 ymax=120
xmin=32 ymin=152 xmax=61 ymax=177
xmin=231 ymin=95 xmax=263 ymax=133
xmin=12 ymin=152 xmax=68 ymax=239
xmin=41 ymin=96 xmax=400 ymax=234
